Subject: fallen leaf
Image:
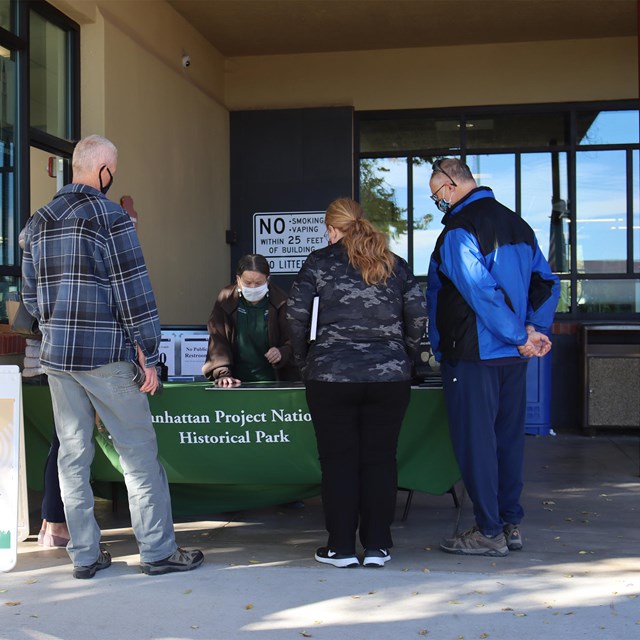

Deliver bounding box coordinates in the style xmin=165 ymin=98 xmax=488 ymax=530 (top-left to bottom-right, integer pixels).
xmin=25 ymin=579 xmax=37 ymax=584
xmin=191 ymin=625 xmax=199 ymax=629
xmin=542 ymin=500 xmax=556 ymax=505
xmin=475 ymin=604 xmax=486 ymax=608
xmin=245 ymin=604 xmax=253 ymax=610
xmin=402 ymin=568 xmax=410 ymax=572
xmin=368 ymin=591 xmax=376 ymax=595
xmin=448 ymin=600 xmax=463 ymax=605
xmin=423 ymin=547 xmax=432 ymax=552
xmin=412 ymin=592 xmax=420 ymax=596
xmin=183 ymin=589 xmax=192 ymax=595
xmin=578 ymin=551 xmax=588 ymax=555
xmin=514 ymin=612 xmax=527 ymax=617
xmin=249 ymin=560 xmax=260 ymax=564
xmin=299 ymin=632 xmax=312 ymax=638
xmin=628 ymin=595 xmax=638 ymax=599
xmin=502 ymin=607 xmax=514 ymax=611
xmin=564 ymin=612 xmax=575 ymax=616
xmin=5 ymin=602 xmax=20 ymax=607
xmin=418 ymin=630 xmax=429 ymax=636
xmin=480 ymin=634 xmax=489 ymax=639
xmin=0 ymin=590 xmax=7 ymax=593
xmin=351 ymin=595 xmax=361 ymax=599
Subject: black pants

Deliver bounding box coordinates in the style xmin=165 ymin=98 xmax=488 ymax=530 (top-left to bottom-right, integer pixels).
xmin=305 ymin=380 xmax=411 ymax=554
xmin=41 ymin=428 xmax=65 ymax=523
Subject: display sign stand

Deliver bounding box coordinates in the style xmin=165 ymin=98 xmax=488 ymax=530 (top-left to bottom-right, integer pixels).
xmin=0 ymin=366 xmax=29 ymax=572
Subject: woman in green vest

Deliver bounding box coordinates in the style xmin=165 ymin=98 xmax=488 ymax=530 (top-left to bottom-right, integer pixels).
xmin=202 ymin=254 xmax=297 ymax=386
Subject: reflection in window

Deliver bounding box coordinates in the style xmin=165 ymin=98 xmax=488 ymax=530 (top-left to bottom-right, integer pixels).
xmin=359 ymin=158 xmax=408 ymax=261
xmin=521 ymin=152 xmax=569 ymax=272
xmin=360 ymin=117 xmax=460 ymax=154
xmin=0 ymin=0 xmax=10 ymax=31
xmin=466 ymin=154 xmax=515 ymax=211
xmin=577 ymin=110 xmax=640 ymax=146
xmin=577 ymin=279 xmax=640 ymax=313
xmin=1 ymin=51 xmax=16 ymax=267
xmin=556 ymin=281 xmax=571 ymax=314
xmin=466 ymin=113 xmax=568 ymax=148
xmin=30 ymin=11 xmax=70 ymax=139
xmin=576 ymin=150 xmax=627 ymax=274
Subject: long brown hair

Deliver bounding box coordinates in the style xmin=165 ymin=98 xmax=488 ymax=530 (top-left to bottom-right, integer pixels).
xmin=325 ymin=197 xmax=395 ymax=285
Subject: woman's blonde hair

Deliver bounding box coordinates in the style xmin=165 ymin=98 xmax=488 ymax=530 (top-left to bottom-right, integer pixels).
xmin=325 ymin=197 xmax=395 ymax=285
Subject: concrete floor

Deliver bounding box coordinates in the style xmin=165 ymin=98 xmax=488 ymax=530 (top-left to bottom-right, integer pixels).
xmin=1 ymin=432 xmax=639 ymax=640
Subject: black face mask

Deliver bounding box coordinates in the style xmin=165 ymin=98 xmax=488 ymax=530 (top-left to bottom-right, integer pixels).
xmin=99 ymin=165 xmax=113 ymax=195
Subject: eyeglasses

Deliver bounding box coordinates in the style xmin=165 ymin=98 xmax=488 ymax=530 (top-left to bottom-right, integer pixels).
xmin=430 ymin=158 xmax=457 ymax=202
xmin=430 ymin=184 xmax=449 ymax=204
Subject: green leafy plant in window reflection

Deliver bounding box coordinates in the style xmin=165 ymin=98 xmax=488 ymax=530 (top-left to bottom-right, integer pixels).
xmin=359 ymin=158 xmax=433 ymax=240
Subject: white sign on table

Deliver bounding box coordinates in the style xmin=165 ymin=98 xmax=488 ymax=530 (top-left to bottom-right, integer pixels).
xmin=0 ymin=366 xmax=29 ymax=572
xmin=253 ymin=211 xmax=326 ymax=274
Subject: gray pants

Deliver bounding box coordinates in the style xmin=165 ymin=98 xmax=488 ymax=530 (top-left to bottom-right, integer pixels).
xmin=44 ymin=361 xmax=176 ymax=567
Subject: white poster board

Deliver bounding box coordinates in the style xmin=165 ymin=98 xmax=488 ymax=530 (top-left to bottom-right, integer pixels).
xmin=0 ymin=366 xmax=29 ymax=572
xmin=180 ymin=335 xmax=209 ymax=376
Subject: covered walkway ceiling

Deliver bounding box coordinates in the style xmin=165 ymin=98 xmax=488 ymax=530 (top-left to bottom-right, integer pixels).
xmin=168 ymin=0 xmax=638 ymax=57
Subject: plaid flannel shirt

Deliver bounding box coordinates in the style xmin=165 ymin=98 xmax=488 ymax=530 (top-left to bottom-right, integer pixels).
xmin=21 ymin=183 xmax=161 ymax=371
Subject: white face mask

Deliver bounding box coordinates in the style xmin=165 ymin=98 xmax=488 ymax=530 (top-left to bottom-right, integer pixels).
xmin=240 ymin=282 xmax=268 ymax=302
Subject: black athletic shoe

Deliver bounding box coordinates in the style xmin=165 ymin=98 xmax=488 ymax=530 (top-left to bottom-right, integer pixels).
xmin=363 ymin=548 xmax=391 ymax=567
xmin=73 ymin=548 xmax=112 ymax=579
xmin=140 ymin=547 xmax=204 ymax=575
xmin=314 ymin=546 xmax=359 ymax=568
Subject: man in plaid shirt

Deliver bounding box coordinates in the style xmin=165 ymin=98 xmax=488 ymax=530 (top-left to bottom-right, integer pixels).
xmin=22 ymin=135 xmax=204 ymax=579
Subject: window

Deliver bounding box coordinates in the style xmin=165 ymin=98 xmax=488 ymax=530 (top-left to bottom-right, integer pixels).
xmin=0 ymin=0 xmax=11 ymax=31
xmin=0 ymin=1 xmax=78 ymax=322
xmin=357 ymin=102 xmax=640 ymax=319
xmin=30 ymin=9 xmax=71 ymax=139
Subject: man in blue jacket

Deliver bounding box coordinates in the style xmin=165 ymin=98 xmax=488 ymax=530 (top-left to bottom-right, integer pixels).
xmin=426 ymin=158 xmax=560 ymax=556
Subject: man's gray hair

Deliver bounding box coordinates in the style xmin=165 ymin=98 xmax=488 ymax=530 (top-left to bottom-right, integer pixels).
xmin=432 ymin=158 xmax=474 ymax=183
xmin=72 ymin=135 xmax=117 ymax=175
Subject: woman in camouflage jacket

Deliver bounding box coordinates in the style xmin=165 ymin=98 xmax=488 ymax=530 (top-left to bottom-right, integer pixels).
xmin=287 ymin=197 xmax=427 ymax=568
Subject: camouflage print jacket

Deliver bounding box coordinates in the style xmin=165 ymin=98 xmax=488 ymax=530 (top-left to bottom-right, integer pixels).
xmin=286 ymin=241 xmax=427 ymax=382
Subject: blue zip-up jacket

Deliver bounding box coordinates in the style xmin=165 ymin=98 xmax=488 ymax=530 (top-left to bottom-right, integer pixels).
xmin=426 ymin=187 xmax=560 ymax=362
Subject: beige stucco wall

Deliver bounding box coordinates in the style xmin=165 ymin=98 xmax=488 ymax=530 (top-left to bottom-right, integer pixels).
xmin=225 ymin=37 xmax=638 ymax=111
xmin=48 ymin=0 xmax=230 ymax=325
xmin=38 ymin=1 xmax=638 ymax=325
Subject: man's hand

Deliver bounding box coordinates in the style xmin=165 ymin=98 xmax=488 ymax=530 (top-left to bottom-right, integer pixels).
xmin=136 ymin=344 xmax=160 ymax=395
xmin=265 ymin=347 xmax=282 ymax=365
xmin=518 ymin=326 xmax=552 ymax=358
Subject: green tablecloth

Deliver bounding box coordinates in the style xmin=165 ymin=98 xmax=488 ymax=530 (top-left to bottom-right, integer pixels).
xmin=22 ymin=382 xmax=460 ymax=515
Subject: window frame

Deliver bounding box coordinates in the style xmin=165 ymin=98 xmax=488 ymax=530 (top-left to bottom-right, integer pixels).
xmin=356 ymin=100 xmax=640 ymax=322
xmin=0 ymin=0 xmax=78 ymax=285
